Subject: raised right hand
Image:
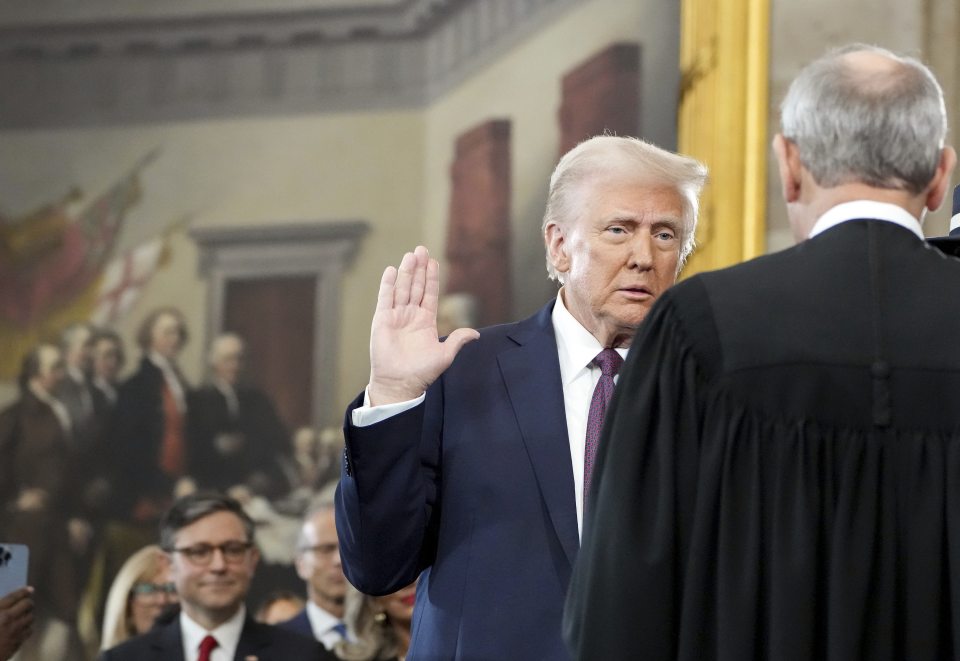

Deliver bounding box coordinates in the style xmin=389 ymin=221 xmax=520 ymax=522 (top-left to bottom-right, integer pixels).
xmin=368 ymin=246 xmax=479 ymax=406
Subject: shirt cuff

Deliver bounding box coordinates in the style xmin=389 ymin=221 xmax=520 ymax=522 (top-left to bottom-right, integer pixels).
xmin=351 ymin=386 xmax=426 ymax=427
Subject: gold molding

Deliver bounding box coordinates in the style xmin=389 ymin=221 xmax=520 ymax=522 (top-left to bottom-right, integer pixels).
xmin=678 ymin=0 xmax=770 ymax=276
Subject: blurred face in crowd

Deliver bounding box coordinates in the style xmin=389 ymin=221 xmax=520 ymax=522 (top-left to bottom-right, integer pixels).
xmin=65 ymin=325 xmax=94 ymax=373
xmin=167 ymin=510 xmax=259 ymax=629
xmin=93 ymin=337 xmax=124 ymax=383
xmin=374 ymin=582 xmax=417 ymax=627
xmin=33 ymin=344 xmax=66 ymax=394
xmin=295 ymin=508 xmax=347 ymax=617
xmin=212 ymin=336 xmax=245 ymax=386
xmin=128 ymin=558 xmax=177 ymax=635
xmin=545 ymin=177 xmax=686 ymax=348
xmin=151 ymin=312 xmax=186 ymax=360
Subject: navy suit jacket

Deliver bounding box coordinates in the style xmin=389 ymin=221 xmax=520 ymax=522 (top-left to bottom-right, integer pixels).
xmin=98 ymin=612 xmax=330 ymax=660
xmin=278 ymin=609 xmax=314 ymax=639
xmin=336 ymin=301 xmax=577 ymax=660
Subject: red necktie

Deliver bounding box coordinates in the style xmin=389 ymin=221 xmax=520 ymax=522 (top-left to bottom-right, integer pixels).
xmin=198 ymin=634 xmax=219 ymax=661
xmin=583 ymin=348 xmax=624 ymax=504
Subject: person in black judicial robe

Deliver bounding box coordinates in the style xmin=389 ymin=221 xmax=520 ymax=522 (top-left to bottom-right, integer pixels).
xmin=565 ymin=45 xmax=960 ymax=661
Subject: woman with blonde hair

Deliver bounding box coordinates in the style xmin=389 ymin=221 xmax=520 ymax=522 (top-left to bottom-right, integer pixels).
xmin=335 ymin=582 xmax=415 ymax=661
xmin=100 ymin=545 xmax=177 ymax=650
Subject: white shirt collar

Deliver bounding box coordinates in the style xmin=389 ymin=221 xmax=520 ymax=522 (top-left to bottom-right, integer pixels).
xmin=808 ymin=200 xmax=924 ymax=240
xmin=67 ymin=366 xmax=86 ymax=385
xmin=180 ymin=605 xmax=246 ymax=661
xmin=305 ymin=600 xmax=347 ymax=648
xmin=551 ymin=289 xmax=628 ymax=388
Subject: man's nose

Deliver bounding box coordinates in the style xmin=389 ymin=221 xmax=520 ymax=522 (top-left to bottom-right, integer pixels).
xmin=208 ymin=548 xmax=228 ymax=570
xmin=628 ymin=233 xmax=654 ymax=269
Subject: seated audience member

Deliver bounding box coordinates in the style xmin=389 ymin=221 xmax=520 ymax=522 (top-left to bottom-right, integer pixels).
xmin=281 ymin=492 xmax=348 ymax=650
xmin=335 ymin=583 xmax=416 ymax=661
xmin=0 ymin=587 xmax=34 ymax=661
xmin=99 ymin=492 xmax=331 ymax=660
xmin=100 ymin=545 xmax=177 ymax=650
xmin=256 ymin=591 xmax=306 ymax=625
xmin=188 ymin=333 xmax=291 ymax=499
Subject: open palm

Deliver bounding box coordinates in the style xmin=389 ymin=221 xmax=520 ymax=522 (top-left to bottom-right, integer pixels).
xmin=368 ymin=246 xmax=479 ymax=406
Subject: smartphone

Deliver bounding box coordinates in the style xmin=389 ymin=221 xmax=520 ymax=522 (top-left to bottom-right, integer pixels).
xmin=0 ymin=544 xmax=29 ymax=597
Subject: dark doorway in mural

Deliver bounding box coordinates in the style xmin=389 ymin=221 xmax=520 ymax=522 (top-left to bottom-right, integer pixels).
xmin=223 ymin=276 xmax=315 ymax=430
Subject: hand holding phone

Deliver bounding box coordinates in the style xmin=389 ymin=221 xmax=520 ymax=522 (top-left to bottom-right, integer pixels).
xmin=0 ymin=544 xmax=28 ymax=598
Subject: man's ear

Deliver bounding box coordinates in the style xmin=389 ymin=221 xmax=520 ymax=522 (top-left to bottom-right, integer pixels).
xmin=545 ymin=222 xmax=570 ymax=276
xmin=924 ymin=146 xmax=957 ymax=212
xmin=772 ymin=134 xmax=803 ymax=204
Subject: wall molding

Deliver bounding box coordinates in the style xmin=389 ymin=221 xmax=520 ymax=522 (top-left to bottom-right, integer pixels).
xmin=0 ymin=0 xmax=581 ymax=128
xmin=190 ymin=220 xmax=367 ymax=427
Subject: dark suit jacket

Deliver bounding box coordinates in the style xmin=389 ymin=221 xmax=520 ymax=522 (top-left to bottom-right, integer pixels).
xmin=187 ymin=384 xmax=290 ymax=497
xmin=108 ymin=357 xmax=188 ymax=519
xmin=337 ymin=301 xmax=577 ymax=660
xmin=0 ymin=390 xmax=81 ymax=619
xmin=99 ymin=613 xmax=331 ymax=661
xmin=566 ymin=219 xmax=960 ymax=660
xmin=278 ymin=610 xmax=314 ymax=639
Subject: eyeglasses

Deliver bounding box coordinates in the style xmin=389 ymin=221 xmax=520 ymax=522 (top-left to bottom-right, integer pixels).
xmin=170 ymin=541 xmax=253 ymax=566
xmin=131 ymin=582 xmax=177 ymax=596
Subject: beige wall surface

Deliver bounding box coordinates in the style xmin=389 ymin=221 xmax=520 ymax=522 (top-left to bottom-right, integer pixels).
xmin=0 ymin=111 xmax=424 ymax=415
xmin=423 ymin=0 xmax=660 ymax=320
xmin=766 ymin=0 xmax=960 ymax=251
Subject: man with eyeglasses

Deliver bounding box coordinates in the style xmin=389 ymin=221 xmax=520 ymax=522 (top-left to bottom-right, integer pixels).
xmin=100 ymin=492 xmax=332 ymax=660
xmin=280 ymin=496 xmax=349 ymax=649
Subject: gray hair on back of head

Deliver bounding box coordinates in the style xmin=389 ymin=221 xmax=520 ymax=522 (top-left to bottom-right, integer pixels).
xmin=780 ymin=43 xmax=947 ymax=195
xmin=541 ymin=135 xmax=708 ymax=281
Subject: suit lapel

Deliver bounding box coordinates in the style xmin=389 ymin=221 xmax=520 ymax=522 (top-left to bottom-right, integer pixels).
xmin=499 ymin=302 xmax=579 ymax=567
xmin=152 ymin=618 xmax=186 ymax=661
xmin=235 ymin=618 xmax=269 ymax=659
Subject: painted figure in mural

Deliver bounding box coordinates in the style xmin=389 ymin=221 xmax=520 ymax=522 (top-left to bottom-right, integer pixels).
xmin=187 ymin=333 xmax=291 ymax=499
xmin=109 ymin=306 xmax=193 ymax=526
xmin=336 ymin=135 xmax=708 ymax=660
xmin=565 ymin=45 xmax=960 ymax=660
xmin=0 ymin=344 xmax=91 ymax=659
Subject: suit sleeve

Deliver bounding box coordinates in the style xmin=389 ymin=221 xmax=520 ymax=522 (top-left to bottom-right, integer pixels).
xmin=335 ymin=383 xmax=442 ymax=596
xmin=563 ymin=289 xmax=709 ymax=660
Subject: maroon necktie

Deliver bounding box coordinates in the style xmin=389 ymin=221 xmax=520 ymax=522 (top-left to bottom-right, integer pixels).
xmin=583 ymin=348 xmax=624 ymax=504
xmin=198 ymin=634 xmax=219 ymax=661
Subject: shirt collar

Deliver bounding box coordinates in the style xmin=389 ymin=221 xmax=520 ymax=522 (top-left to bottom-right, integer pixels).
xmin=551 ymin=290 xmax=628 ymax=388
xmin=808 ymin=200 xmax=924 ymax=240
xmin=180 ymin=605 xmax=246 ymax=661
xmin=305 ymin=600 xmax=343 ymax=636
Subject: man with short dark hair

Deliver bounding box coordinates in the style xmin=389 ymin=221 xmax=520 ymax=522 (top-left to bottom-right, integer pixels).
xmin=100 ymin=492 xmax=331 ymax=660
xmin=565 ymin=44 xmax=960 ymax=660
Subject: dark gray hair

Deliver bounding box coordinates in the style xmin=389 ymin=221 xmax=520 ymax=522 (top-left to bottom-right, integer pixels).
xmin=159 ymin=492 xmax=255 ymax=551
xmin=542 ymin=135 xmax=708 ymax=280
xmin=780 ymin=44 xmax=948 ymax=195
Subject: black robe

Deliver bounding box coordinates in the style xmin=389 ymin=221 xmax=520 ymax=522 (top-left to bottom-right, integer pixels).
xmin=565 ymin=219 xmax=960 ymax=660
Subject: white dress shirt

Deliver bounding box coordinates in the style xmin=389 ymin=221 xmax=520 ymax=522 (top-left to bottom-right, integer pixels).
xmin=149 ymin=351 xmax=187 ymax=412
xmin=352 ymin=291 xmax=625 ymax=539
xmin=305 ymin=600 xmax=348 ymax=650
xmin=809 ymin=200 xmax=924 ymax=240
xmin=180 ymin=605 xmax=246 ymax=661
